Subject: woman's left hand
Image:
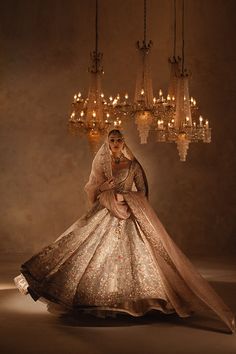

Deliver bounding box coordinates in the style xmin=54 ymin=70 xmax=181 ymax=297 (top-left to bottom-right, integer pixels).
xmin=116 ymin=193 xmax=124 ymax=202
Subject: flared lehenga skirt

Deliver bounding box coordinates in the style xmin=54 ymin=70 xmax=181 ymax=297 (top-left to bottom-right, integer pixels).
xmin=14 ymin=197 xmax=236 ymax=333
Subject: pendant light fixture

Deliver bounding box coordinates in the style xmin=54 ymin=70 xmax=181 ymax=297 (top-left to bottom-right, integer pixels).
xmin=67 ymin=0 xmax=124 ymax=152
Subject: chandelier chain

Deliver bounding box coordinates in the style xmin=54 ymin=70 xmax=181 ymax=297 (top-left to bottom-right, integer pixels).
xmin=173 ymin=0 xmax=177 ymax=58
xmin=181 ymin=0 xmax=185 ymax=74
xmin=144 ymin=0 xmax=147 ymax=44
xmin=95 ymin=0 xmax=98 ymax=72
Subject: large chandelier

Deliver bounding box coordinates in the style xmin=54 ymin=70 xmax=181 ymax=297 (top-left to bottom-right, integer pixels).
xmin=128 ymin=0 xmax=166 ymax=144
xmin=67 ymin=0 xmax=124 ymax=152
xmin=155 ymin=0 xmax=212 ymax=161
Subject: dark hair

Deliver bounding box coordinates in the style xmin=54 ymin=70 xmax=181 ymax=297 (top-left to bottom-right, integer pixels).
xmin=108 ymin=129 xmax=123 ymax=138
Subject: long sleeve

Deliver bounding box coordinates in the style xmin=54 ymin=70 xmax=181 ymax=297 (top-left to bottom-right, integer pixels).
xmin=133 ymin=162 xmax=148 ymax=196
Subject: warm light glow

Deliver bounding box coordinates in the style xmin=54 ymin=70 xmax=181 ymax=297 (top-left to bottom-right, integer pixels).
xmin=92 ymin=111 xmax=96 ymax=118
xmin=159 ymin=89 xmax=163 ymax=96
xmin=125 ymin=93 xmax=129 ymax=100
xmin=141 ymin=89 xmax=145 ymax=95
xmin=80 ymin=111 xmax=84 ymax=117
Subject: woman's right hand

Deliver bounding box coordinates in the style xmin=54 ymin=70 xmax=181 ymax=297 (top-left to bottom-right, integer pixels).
xmin=99 ymin=178 xmax=115 ymax=192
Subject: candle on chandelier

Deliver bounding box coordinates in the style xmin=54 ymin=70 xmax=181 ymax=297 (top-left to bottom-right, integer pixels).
xmin=125 ymin=93 xmax=129 ymax=100
xmin=205 ymin=120 xmax=209 ymax=129
xmin=153 ymin=97 xmax=156 ymax=104
xmin=141 ymin=89 xmax=145 ymax=95
xmin=80 ymin=111 xmax=84 ymax=117
xmin=158 ymin=119 xmax=164 ymax=129
xmin=167 ymin=94 xmax=171 ymax=101
xmin=199 ymin=116 xmax=203 ymax=126
xmin=172 ymin=96 xmax=175 ymax=101
xmin=159 ymin=89 xmax=163 ymax=97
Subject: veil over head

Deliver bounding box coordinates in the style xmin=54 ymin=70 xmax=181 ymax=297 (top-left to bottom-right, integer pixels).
xmin=84 ymin=133 xmax=148 ymax=204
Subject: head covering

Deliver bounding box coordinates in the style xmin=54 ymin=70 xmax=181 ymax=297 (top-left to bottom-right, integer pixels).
xmin=84 ymin=133 xmax=148 ymax=204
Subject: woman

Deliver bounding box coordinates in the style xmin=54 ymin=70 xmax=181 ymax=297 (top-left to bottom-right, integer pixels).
xmin=14 ymin=129 xmax=235 ymax=333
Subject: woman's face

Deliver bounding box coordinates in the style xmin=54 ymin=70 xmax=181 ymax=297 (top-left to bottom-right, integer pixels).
xmin=108 ymin=134 xmax=124 ymax=154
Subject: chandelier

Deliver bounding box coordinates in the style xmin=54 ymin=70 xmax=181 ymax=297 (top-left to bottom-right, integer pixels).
xmin=125 ymin=0 xmax=166 ymax=145
xmin=67 ymin=0 xmax=125 ymax=152
xmin=155 ymin=0 xmax=212 ymax=161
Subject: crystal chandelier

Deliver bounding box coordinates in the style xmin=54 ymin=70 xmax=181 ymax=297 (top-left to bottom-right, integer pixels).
xmin=155 ymin=0 xmax=212 ymax=161
xmin=67 ymin=0 xmax=124 ymax=152
xmin=128 ymin=0 xmax=166 ymax=144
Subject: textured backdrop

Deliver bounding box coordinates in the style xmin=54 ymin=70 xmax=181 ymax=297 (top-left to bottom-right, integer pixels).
xmin=0 ymin=0 xmax=236 ymax=256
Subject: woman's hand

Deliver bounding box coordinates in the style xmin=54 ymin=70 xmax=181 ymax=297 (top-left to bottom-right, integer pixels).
xmin=116 ymin=193 xmax=124 ymax=202
xmin=99 ymin=178 xmax=115 ymax=192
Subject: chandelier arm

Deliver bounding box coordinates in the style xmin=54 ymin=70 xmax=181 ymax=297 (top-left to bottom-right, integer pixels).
xmin=181 ymin=0 xmax=185 ymax=74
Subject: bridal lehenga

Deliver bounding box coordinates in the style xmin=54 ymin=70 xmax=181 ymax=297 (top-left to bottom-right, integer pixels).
xmin=14 ymin=139 xmax=235 ymax=333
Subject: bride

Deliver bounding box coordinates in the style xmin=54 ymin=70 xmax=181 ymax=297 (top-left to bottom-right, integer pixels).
xmin=14 ymin=129 xmax=235 ymax=333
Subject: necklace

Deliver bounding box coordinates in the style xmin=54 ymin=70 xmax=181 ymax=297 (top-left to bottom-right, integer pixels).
xmin=112 ymin=153 xmax=123 ymax=164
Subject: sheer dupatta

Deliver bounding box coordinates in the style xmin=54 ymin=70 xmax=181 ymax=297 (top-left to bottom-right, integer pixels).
xmin=84 ymin=137 xmax=235 ymax=333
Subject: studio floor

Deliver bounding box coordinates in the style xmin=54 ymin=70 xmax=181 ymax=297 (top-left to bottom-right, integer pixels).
xmin=1 ymin=254 xmax=236 ymax=354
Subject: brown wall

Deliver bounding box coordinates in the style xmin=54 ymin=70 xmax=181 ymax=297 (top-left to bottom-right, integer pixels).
xmin=0 ymin=0 xmax=236 ymax=256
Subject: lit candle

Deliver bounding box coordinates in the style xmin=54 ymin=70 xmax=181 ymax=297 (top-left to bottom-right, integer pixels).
xmin=193 ymin=99 xmax=196 ymax=106
xmin=125 ymin=93 xmax=128 ymax=100
xmin=109 ymin=96 xmax=113 ymax=101
xmin=153 ymin=97 xmax=156 ymax=104
xmin=159 ymin=89 xmax=163 ymax=97
xmin=186 ymin=116 xmax=190 ymax=125
xmin=80 ymin=111 xmax=84 ymax=117
xmin=167 ymin=94 xmax=171 ymax=101
xmin=141 ymin=89 xmax=144 ymax=95
xmin=78 ymin=92 xmax=81 ymax=98
xmin=199 ymin=115 xmax=203 ymax=126
xmin=106 ymin=113 xmax=110 ymax=118
xmin=92 ymin=111 xmax=96 ymax=118
xmin=172 ymin=96 xmax=175 ymax=101
xmin=101 ymin=93 xmax=104 ymax=98
xmin=205 ymin=120 xmax=209 ymax=129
